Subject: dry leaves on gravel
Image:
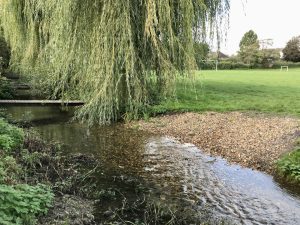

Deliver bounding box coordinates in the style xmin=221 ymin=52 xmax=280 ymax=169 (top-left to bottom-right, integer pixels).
xmin=131 ymin=112 xmax=300 ymax=174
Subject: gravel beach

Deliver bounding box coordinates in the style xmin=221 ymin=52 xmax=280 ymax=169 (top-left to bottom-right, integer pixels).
xmin=131 ymin=112 xmax=300 ymax=173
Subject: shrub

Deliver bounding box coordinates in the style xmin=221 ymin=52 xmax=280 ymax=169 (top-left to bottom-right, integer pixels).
xmin=272 ymin=60 xmax=300 ymax=69
xmin=199 ymin=60 xmax=300 ymax=70
xmin=217 ymin=61 xmax=234 ymax=70
xmin=0 ymin=119 xmax=55 ymax=225
xmin=0 ymin=118 xmax=24 ymax=152
xmin=215 ymin=61 xmax=251 ymax=70
xmin=0 ymin=156 xmax=22 ymax=184
xmin=277 ymin=149 xmax=300 ymax=183
xmin=198 ymin=59 xmax=254 ymax=70
xmin=0 ymin=184 xmax=54 ymax=225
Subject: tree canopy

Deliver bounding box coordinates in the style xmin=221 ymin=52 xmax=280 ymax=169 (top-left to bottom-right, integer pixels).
xmin=239 ymin=30 xmax=259 ymax=49
xmin=283 ymin=36 xmax=300 ymax=62
xmin=238 ymin=30 xmax=260 ymax=64
xmin=0 ymin=0 xmax=230 ymax=124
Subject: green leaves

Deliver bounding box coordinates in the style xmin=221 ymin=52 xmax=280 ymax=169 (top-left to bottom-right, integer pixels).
xmin=238 ymin=30 xmax=260 ymax=65
xmin=277 ymin=149 xmax=300 ymax=183
xmin=0 ymin=119 xmax=54 ymax=224
xmin=0 ymin=184 xmax=54 ymax=225
xmin=282 ymin=36 xmax=300 ymax=62
xmin=239 ymin=30 xmax=259 ymax=49
xmin=0 ymin=118 xmax=24 ymax=152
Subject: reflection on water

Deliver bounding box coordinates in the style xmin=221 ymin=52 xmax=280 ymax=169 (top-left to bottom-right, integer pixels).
xmin=3 ymin=106 xmax=300 ymax=225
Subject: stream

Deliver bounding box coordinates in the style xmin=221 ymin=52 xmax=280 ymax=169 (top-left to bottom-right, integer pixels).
xmin=2 ymin=106 xmax=300 ymax=225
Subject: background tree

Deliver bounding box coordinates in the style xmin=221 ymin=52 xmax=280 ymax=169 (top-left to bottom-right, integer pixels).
xmin=259 ymin=39 xmax=280 ymax=67
xmin=0 ymin=0 xmax=229 ymax=124
xmin=238 ymin=30 xmax=260 ymax=64
xmin=282 ymin=36 xmax=300 ymax=62
xmin=239 ymin=30 xmax=259 ymax=48
xmin=194 ymin=42 xmax=210 ymax=69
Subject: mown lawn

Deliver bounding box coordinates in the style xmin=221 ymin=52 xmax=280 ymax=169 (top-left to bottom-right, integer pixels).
xmin=152 ymin=69 xmax=300 ymax=116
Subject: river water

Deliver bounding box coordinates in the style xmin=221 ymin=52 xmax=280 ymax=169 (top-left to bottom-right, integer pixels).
xmin=2 ymin=106 xmax=300 ymax=225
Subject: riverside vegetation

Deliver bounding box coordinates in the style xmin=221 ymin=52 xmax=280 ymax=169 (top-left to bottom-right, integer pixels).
xmin=277 ymin=147 xmax=300 ymax=183
xmin=0 ymin=117 xmax=100 ymax=224
xmin=1 ymin=66 xmax=299 ymax=221
xmin=1 ymin=69 xmax=300 ymax=209
xmin=0 ymin=118 xmax=53 ymax=224
xmin=1 ymin=116 xmax=234 ymax=224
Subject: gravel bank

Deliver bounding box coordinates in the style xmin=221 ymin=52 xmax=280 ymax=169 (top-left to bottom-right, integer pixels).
xmin=131 ymin=112 xmax=300 ymax=173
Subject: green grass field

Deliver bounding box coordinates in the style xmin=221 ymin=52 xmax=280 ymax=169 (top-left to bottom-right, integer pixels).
xmin=153 ymin=68 xmax=300 ymax=117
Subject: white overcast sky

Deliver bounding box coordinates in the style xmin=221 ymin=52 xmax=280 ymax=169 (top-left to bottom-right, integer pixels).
xmin=220 ymin=0 xmax=300 ymax=55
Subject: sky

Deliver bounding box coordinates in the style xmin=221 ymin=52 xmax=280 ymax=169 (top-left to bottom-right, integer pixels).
xmin=220 ymin=0 xmax=300 ymax=55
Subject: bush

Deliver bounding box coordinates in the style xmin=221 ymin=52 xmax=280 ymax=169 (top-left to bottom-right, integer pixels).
xmin=0 ymin=156 xmax=22 ymax=184
xmin=216 ymin=61 xmax=233 ymax=70
xmin=198 ymin=59 xmax=300 ymax=70
xmin=272 ymin=60 xmax=300 ymax=69
xmin=199 ymin=61 xmax=252 ymax=70
xmin=0 ymin=118 xmax=56 ymax=225
xmin=0 ymin=119 xmax=24 ymax=187
xmin=0 ymin=118 xmax=24 ymax=152
xmin=219 ymin=61 xmax=252 ymax=70
xmin=277 ymin=149 xmax=300 ymax=183
xmin=0 ymin=184 xmax=54 ymax=225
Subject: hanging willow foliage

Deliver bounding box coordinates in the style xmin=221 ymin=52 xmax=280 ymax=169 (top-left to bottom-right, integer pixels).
xmin=0 ymin=0 xmax=229 ymax=124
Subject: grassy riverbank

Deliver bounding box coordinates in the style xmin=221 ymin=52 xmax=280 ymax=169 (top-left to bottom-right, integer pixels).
xmin=0 ymin=118 xmax=53 ymax=224
xmin=0 ymin=118 xmax=98 ymax=224
xmin=1 ymin=117 xmax=230 ymax=224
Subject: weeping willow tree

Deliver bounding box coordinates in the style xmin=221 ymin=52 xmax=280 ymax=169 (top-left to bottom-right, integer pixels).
xmin=0 ymin=0 xmax=229 ymax=124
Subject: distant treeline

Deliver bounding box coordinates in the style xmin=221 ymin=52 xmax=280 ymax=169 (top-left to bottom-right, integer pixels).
xmin=198 ymin=60 xmax=300 ymax=70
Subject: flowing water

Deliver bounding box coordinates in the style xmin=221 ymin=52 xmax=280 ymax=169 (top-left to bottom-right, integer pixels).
xmin=2 ymin=106 xmax=300 ymax=225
